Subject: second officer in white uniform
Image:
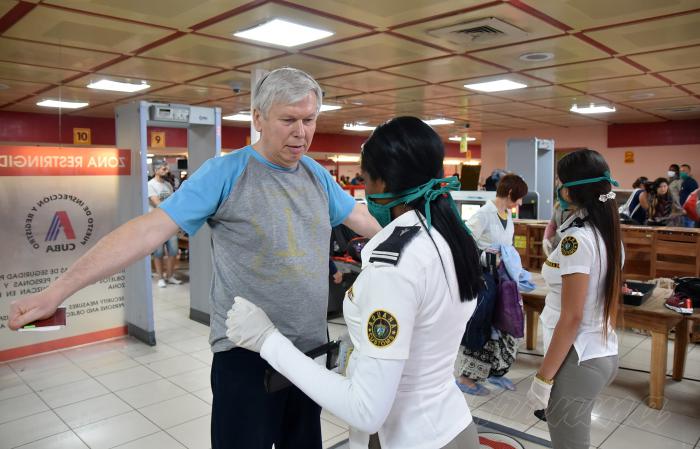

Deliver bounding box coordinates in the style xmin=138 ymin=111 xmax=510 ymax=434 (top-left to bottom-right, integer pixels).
xmin=226 ymin=116 xmax=484 ymax=449
xmin=527 ymin=149 xmax=622 ymax=449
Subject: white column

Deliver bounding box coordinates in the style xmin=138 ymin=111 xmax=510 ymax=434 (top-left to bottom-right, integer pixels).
xmin=250 ymin=69 xmax=268 ymax=145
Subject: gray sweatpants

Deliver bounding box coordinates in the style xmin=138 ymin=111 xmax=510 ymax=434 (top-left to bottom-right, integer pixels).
xmin=368 ymin=421 xmax=479 ymax=449
xmin=546 ymin=348 xmax=618 ymax=449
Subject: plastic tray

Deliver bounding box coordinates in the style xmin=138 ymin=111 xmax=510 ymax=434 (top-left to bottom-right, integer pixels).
xmin=623 ymin=281 xmax=655 ymax=306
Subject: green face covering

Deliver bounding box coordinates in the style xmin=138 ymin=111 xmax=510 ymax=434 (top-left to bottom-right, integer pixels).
xmin=557 ymin=171 xmax=619 ymax=209
xmin=366 ymin=176 xmax=467 ymax=231
xmin=680 ymin=172 xmax=690 ymax=180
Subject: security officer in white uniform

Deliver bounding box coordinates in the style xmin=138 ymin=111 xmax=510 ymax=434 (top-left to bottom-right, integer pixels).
xmin=528 ymin=149 xmax=621 ymax=449
xmin=226 ymin=117 xmax=484 ymax=449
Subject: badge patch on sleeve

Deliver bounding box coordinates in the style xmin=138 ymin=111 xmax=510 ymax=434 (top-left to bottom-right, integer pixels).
xmin=367 ymin=310 xmax=399 ymax=347
xmin=560 ymin=236 xmax=579 ymax=256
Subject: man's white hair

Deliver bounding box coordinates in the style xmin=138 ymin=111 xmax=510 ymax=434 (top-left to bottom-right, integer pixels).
xmin=252 ymin=67 xmax=322 ymax=118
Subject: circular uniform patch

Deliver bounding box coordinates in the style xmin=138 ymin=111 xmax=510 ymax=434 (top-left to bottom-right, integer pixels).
xmin=367 ymin=310 xmax=399 ymax=348
xmin=560 ymin=236 xmax=579 ymax=256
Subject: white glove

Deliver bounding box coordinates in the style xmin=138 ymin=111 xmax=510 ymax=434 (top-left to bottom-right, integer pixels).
xmin=527 ymin=375 xmax=553 ymax=410
xmin=225 ymin=296 xmax=277 ymax=353
xmin=335 ymin=333 xmax=354 ymax=376
xmin=542 ymin=239 xmax=553 ymax=257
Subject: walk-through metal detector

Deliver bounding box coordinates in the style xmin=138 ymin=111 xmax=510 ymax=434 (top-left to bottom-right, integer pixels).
xmin=115 ymin=101 xmax=221 ymax=344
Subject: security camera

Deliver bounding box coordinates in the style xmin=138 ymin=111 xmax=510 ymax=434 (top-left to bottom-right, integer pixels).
xmin=230 ymin=82 xmax=242 ymax=94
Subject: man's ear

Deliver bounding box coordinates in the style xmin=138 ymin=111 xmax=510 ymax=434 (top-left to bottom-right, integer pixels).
xmin=252 ymin=109 xmax=263 ymax=133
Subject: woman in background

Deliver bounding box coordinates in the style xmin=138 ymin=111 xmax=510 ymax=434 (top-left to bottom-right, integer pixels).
xmin=456 ymin=174 xmax=528 ymax=395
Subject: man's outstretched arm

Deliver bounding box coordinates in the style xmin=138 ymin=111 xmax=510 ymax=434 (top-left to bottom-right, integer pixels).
xmin=9 ymin=209 xmax=179 ymax=330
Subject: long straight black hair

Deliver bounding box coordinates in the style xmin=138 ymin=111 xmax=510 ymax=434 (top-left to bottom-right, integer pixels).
xmin=557 ymin=149 xmax=622 ymax=332
xmin=361 ymin=116 xmax=483 ymax=301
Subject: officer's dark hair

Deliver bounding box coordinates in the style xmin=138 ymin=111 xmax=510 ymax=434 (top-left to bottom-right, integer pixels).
xmin=669 ymin=164 xmax=680 ymax=172
xmin=361 ymin=116 xmax=483 ymax=301
xmin=496 ymin=173 xmax=528 ymax=201
xmin=557 ymin=149 xmax=622 ymax=335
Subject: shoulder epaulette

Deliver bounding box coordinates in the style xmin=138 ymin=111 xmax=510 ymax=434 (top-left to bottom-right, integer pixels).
xmin=560 ymin=216 xmax=588 ymax=233
xmin=369 ymin=226 xmax=421 ymax=266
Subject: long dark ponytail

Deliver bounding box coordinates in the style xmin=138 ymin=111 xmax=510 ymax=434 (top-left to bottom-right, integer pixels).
xmin=558 ymin=149 xmax=622 ymax=333
xmin=361 ymin=116 xmax=483 ymax=301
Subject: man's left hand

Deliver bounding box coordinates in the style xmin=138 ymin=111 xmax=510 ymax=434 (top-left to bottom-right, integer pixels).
xmin=225 ymin=296 xmax=277 ymax=353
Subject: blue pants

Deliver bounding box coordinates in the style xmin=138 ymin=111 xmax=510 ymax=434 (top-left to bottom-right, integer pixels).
xmin=211 ymin=348 xmax=322 ymax=449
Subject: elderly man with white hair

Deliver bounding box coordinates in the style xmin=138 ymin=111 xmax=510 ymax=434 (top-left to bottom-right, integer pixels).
xmin=9 ymin=67 xmax=381 ymax=449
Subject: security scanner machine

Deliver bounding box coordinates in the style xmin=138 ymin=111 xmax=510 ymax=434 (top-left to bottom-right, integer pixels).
xmin=451 ymin=190 xmax=497 ymax=222
xmin=506 ymin=138 xmax=555 ymax=221
xmin=115 ymin=102 xmax=221 ymax=344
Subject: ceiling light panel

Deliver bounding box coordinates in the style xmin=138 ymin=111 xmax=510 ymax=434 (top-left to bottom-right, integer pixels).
xmin=570 ymin=104 xmax=616 ymax=114
xmin=464 ymin=79 xmax=527 ymax=92
xmin=198 ymin=3 xmax=367 ymax=49
xmin=37 ymin=99 xmax=89 ymax=109
xmin=234 ymin=19 xmax=333 ymax=47
xmin=87 ymin=79 xmax=150 ymax=92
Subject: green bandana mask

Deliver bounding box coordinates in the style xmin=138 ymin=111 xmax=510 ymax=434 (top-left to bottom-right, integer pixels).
xmin=366 ymin=176 xmax=468 ymax=232
xmin=680 ymin=172 xmax=690 ymax=180
xmin=557 ymin=171 xmax=619 ymax=209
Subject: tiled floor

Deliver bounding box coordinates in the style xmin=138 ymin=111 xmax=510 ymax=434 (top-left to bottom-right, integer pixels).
xmin=1 ymin=279 xmax=699 ymax=449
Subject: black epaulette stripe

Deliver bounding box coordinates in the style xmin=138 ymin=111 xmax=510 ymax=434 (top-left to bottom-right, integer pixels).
xmin=369 ymin=226 xmax=421 ymax=266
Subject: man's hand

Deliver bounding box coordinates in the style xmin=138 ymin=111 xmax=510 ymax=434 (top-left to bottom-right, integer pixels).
xmin=225 ymin=296 xmax=277 ymax=353
xmin=332 ymin=271 xmax=343 ymax=284
xmin=9 ymin=289 xmax=62 ymax=330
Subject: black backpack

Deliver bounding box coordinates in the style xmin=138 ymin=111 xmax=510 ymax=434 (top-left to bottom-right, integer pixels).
xmin=674 ymin=277 xmax=700 ymax=307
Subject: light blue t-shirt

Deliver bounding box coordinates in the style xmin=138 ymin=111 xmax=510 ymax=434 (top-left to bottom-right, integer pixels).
xmin=161 ymin=146 xmax=356 ymax=352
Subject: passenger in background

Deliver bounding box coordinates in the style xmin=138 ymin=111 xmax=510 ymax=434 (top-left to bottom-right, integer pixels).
xmin=668 ymin=164 xmax=682 ymax=206
xmin=456 ymin=174 xmax=529 ymax=395
xmin=618 ymin=176 xmax=648 ymax=225
xmin=679 ymin=164 xmax=698 ymax=227
xmin=643 ymin=177 xmax=684 ymax=227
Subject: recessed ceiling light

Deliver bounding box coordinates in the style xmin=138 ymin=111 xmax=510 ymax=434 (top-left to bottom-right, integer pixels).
xmin=570 ymin=103 xmax=616 ymax=114
xmin=449 ymin=136 xmax=477 ymax=142
xmin=234 ymin=19 xmax=333 ymax=47
xmin=343 ymin=123 xmax=375 ymax=132
xmin=423 ymin=118 xmax=454 ymax=126
xmin=37 ymin=99 xmax=88 ymax=109
xmin=222 ymin=111 xmax=252 ymax=121
xmin=464 ymin=79 xmax=527 ymax=92
xmin=320 ymin=104 xmax=342 ymax=112
xmin=519 ymin=52 xmax=554 ymax=62
xmin=87 ymin=79 xmax=150 ymax=93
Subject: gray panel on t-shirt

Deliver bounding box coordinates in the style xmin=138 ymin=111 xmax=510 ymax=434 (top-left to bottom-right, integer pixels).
xmin=208 ymin=156 xmax=332 ymax=353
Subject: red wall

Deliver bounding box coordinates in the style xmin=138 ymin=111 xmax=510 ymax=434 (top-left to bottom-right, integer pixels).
xmin=608 ymin=120 xmax=700 ymax=147
xmin=0 ymin=110 xmax=480 ymax=157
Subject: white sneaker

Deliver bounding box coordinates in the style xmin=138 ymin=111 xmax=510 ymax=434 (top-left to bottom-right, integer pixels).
xmin=158 ymin=279 xmax=167 ymax=288
xmin=167 ymin=276 xmax=183 ymax=285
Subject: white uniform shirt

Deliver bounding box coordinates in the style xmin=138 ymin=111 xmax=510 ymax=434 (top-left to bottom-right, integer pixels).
xmin=467 ymin=200 xmax=514 ymax=251
xmin=147 ymin=178 xmax=173 ymax=211
xmin=343 ymin=210 xmax=477 ymax=449
xmin=540 ymin=211 xmax=618 ymax=363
